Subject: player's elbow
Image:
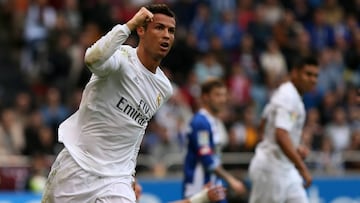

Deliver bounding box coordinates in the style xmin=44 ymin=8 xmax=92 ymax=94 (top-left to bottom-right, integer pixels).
xmin=84 ymin=47 xmax=100 ymax=68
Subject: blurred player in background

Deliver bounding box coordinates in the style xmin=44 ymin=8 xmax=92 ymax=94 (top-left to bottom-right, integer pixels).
xmin=248 ymin=56 xmax=319 ymax=203
xmin=182 ymin=78 xmax=246 ymax=203
xmin=41 ymin=4 xmax=176 ymax=203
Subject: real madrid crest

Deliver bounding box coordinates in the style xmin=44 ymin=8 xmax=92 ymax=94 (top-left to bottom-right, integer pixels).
xmin=156 ymin=93 xmax=162 ymax=107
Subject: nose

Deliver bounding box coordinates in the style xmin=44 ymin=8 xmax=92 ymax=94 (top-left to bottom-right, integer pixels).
xmin=163 ymin=30 xmax=170 ymax=39
xmin=311 ymin=75 xmax=318 ymax=85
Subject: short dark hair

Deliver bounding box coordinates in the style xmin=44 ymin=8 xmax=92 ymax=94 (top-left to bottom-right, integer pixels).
xmin=143 ymin=4 xmax=176 ymax=28
xmin=291 ymin=56 xmax=319 ymax=71
xmin=145 ymin=4 xmax=175 ymax=18
xmin=201 ymin=78 xmax=226 ymax=95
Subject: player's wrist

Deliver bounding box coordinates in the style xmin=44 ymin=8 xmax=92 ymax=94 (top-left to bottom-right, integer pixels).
xmin=126 ymin=21 xmax=137 ymax=31
xmin=188 ymin=188 xmax=209 ymax=203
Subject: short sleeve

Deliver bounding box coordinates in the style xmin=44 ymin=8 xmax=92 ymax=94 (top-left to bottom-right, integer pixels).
xmin=274 ymin=106 xmax=295 ymax=132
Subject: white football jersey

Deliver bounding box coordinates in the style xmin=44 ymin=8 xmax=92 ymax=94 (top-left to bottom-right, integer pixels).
xmin=255 ymin=81 xmax=306 ymax=170
xmin=58 ymin=24 xmax=173 ymax=177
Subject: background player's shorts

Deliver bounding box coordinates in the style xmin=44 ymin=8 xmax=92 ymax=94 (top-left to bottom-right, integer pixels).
xmin=41 ymin=148 xmax=136 ymax=203
xmin=248 ymin=153 xmax=308 ymax=203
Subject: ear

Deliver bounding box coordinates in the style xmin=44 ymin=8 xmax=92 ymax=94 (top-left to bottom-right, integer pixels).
xmin=136 ymin=26 xmax=145 ymax=37
xmin=201 ymin=94 xmax=209 ymax=102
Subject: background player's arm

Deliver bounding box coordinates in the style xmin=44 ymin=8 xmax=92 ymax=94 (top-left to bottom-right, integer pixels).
xmin=275 ymin=128 xmax=312 ymax=187
xmin=213 ymin=166 xmax=246 ymax=195
xmin=170 ymin=185 xmax=226 ymax=203
xmin=191 ymin=121 xmax=246 ymax=196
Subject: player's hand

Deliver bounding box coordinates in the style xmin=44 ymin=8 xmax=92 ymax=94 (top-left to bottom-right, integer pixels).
xmin=132 ymin=179 xmax=142 ymax=200
xmin=228 ymin=178 xmax=247 ymax=195
xmin=126 ymin=7 xmax=154 ymax=31
xmin=299 ymin=167 xmax=312 ymax=188
xmin=207 ymin=185 xmax=226 ymax=202
xmin=297 ymin=145 xmax=310 ymax=160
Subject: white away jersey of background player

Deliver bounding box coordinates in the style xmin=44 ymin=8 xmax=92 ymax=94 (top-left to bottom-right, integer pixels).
xmin=58 ymin=24 xmax=173 ymax=177
xmin=256 ymin=81 xmax=306 ymax=170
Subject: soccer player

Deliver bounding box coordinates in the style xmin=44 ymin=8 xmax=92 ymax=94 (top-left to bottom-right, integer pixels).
xmin=248 ymin=56 xmax=319 ymax=203
xmin=182 ymin=78 xmax=246 ymax=202
xmin=41 ymin=4 xmax=176 ymax=203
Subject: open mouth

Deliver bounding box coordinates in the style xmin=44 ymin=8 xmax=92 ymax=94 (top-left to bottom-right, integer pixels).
xmin=160 ymin=42 xmax=169 ymax=49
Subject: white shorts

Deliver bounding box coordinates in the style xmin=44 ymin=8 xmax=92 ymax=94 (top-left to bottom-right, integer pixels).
xmin=248 ymin=154 xmax=308 ymax=203
xmin=41 ymin=148 xmax=136 ymax=203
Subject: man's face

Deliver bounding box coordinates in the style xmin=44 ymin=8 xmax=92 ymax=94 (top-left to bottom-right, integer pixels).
xmin=297 ymin=65 xmax=319 ymax=93
xmin=139 ymin=13 xmax=176 ymax=60
xmin=207 ymin=87 xmax=228 ymax=114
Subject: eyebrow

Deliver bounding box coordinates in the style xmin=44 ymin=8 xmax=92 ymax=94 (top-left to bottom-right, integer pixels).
xmin=153 ymin=22 xmax=176 ymax=29
xmin=306 ymin=70 xmax=318 ymax=77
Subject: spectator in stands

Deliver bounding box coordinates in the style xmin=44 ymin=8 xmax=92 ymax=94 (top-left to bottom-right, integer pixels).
xmin=259 ymin=38 xmax=288 ymax=91
xmin=227 ymin=62 xmax=252 ymax=109
xmin=262 ymin=0 xmax=284 ymax=26
xmin=303 ymin=107 xmax=324 ymax=151
xmin=324 ymin=106 xmax=351 ymax=152
xmin=314 ymin=136 xmax=344 ymax=175
xmin=0 ymin=108 xmax=25 ymax=155
xmin=22 ymin=0 xmax=57 ymax=78
xmin=23 ymin=110 xmax=46 ymax=155
xmin=247 ymin=3 xmax=273 ymax=52
xmin=226 ymin=104 xmax=259 ymax=154
xmin=272 ymin=9 xmax=303 ymax=65
xmin=154 ymin=84 xmax=193 ymax=149
xmin=305 ymin=7 xmax=335 ymax=53
xmin=189 ymin=2 xmax=212 ymax=53
xmin=321 ymin=0 xmax=344 ymax=27
xmin=236 ymin=33 xmax=261 ymax=84
xmin=194 ymin=51 xmax=225 ymax=84
xmin=212 ymin=10 xmax=242 ymax=51
xmin=344 ymin=129 xmax=360 ymax=170
xmin=13 ymin=92 xmax=33 ymax=127
xmin=236 ymin=0 xmax=256 ymax=31
xmin=40 ymin=87 xmax=70 ymax=136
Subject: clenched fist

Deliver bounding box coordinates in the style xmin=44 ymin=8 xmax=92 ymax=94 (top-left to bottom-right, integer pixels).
xmin=126 ymin=7 xmax=154 ymax=31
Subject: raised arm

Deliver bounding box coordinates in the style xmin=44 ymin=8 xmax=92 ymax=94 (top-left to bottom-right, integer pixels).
xmin=84 ymin=7 xmax=154 ymax=76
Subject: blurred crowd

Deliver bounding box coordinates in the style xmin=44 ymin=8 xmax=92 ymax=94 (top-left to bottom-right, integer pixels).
xmin=0 ymin=0 xmax=360 ymax=190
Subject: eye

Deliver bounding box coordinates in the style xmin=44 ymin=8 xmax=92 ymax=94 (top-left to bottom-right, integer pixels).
xmin=168 ymin=28 xmax=175 ymax=34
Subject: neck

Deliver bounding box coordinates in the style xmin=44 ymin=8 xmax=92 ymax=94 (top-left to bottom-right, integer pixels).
xmin=203 ymin=106 xmax=216 ymax=117
xmin=291 ymin=80 xmax=304 ymax=96
xmin=137 ymin=46 xmax=160 ymax=73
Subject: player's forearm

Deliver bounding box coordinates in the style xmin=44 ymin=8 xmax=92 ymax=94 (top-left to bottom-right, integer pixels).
xmin=84 ymin=24 xmax=130 ymax=68
xmin=214 ymin=166 xmax=234 ymax=184
xmin=275 ymin=128 xmax=307 ymax=172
